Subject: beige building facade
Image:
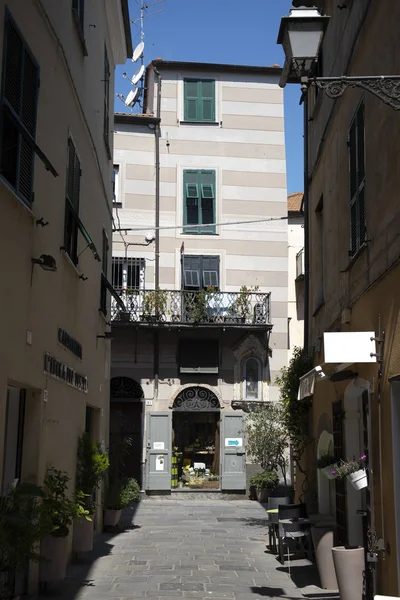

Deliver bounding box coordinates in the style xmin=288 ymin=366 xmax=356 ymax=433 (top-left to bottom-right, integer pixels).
xmin=287 ymin=192 xmax=304 ymax=358
xmin=111 ymin=60 xmax=289 ymax=492
xmin=0 ymin=0 xmax=131 ymax=556
xmin=298 ymin=1 xmax=400 ymax=595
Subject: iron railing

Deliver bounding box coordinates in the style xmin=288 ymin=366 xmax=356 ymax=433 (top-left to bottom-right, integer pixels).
xmin=111 ymin=288 xmax=271 ymax=326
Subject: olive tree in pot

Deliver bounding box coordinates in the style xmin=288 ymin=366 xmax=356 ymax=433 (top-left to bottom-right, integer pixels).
xmin=246 ymin=402 xmax=289 ymax=502
xmin=0 ymin=482 xmax=49 ymax=600
xmin=73 ymin=433 xmax=109 ymax=553
xmin=40 ymin=469 xmax=78 ymax=583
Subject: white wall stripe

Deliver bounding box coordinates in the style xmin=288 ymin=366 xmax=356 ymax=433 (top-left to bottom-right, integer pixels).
xmin=222 ymin=101 xmax=284 ymax=118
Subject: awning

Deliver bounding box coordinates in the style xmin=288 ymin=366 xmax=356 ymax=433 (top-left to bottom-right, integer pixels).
xmin=102 ymin=275 xmax=126 ymax=311
xmin=77 ymin=216 xmax=101 ymax=262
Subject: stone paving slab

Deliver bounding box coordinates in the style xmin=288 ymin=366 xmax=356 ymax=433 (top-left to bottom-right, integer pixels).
xmin=38 ymin=498 xmax=325 ymax=600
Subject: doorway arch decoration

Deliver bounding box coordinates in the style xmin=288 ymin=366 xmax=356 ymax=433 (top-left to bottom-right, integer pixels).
xmin=172 ymin=386 xmax=221 ymax=411
xmin=110 ymin=376 xmax=144 ymax=400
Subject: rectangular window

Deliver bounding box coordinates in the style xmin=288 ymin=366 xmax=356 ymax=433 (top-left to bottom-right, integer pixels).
xmin=182 ymin=255 xmax=220 ymax=290
xmin=179 ymin=339 xmax=219 ymax=373
xmin=64 ymin=137 xmax=81 ymax=264
xmin=112 ymin=257 xmax=144 ymax=290
xmin=349 ymin=104 xmax=366 ymax=257
xmin=184 ymin=79 xmax=215 ymax=123
xmin=183 ymin=170 xmax=216 ymax=234
xmin=0 ymin=12 xmax=39 ymax=206
xmin=103 ymin=46 xmax=111 ymax=157
xmin=112 ymin=165 xmax=121 ymax=207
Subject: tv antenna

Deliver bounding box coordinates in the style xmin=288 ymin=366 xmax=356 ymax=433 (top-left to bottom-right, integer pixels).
xmin=116 ymin=0 xmax=165 ymax=112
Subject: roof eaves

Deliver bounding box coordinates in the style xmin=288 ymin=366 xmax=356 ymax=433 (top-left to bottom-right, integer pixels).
xmin=120 ymin=0 xmax=133 ymax=58
xmin=151 ymin=60 xmax=282 ymax=75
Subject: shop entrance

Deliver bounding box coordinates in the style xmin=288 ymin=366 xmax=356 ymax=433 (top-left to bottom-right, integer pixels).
xmin=172 ymin=386 xmax=220 ymax=490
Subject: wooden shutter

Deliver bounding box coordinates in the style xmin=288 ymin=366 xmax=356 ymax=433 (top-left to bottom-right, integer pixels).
xmin=348 ymin=104 xmax=366 ymax=256
xmin=104 ymin=46 xmax=110 ymax=146
xmin=200 ymin=80 xmax=215 ymax=122
xmin=3 ymin=18 xmax=23 ymax=115
xmin=183 ymin=170 xmax=200 ymax=232
xmin=184 ymin=80 xmax=199 ymax=121
xmin=183 ymin=255 xmax=201 ymax=289
xmin=199 ymin=170 xmax=216 ymax=233
xmin=67 ymin=137 xmax=81 ymax=212
xmin=201 ymin=256 xmax=219 ymax=289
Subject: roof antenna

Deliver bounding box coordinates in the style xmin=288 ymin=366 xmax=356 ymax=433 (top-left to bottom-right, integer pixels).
xmin=116 ymin=0 xmax=166 ymax=113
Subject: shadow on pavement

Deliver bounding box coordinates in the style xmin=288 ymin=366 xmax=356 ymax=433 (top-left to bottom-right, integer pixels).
xmin=38 ymin=503 xmax=140 ymax=600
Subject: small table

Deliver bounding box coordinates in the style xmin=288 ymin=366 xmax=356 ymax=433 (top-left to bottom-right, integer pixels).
xmin=278 ymin=518 xmax=313 ymax=564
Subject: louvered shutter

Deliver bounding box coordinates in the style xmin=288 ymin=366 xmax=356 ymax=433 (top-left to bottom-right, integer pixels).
xmin=183 ymin=255 xmax=201 ymax=289
xmin=183 ymin=170 xmax=200 ymax=232
xmin=202 ymin=255 xmax=219 ymax=289
xmin=200 ymin=80 xmax=215 ymax=122
xmin=349 ymin=120 xmax=357 ymax=200
xmin=199 ymin=170 xmax=216 ymax=233
xmin=4 ymin=20 xmax=23 ymax=115
xmin=348 ymin=105 xmax=366 ymax=256
xmin=67 ymin=137 xmax=81 ymax=212
xmin=184 ymin=80 xmax=199 ymax=121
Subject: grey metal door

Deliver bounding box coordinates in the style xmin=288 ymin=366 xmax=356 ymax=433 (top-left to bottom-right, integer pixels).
xmin=221 ymin=412 xmax=246 ymax=491
xmin=146 ymin=412 xmax=172 ymax=491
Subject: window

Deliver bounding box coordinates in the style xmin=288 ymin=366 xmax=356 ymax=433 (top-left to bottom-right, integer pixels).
xmin=100 ymin=229 xmax=109 ymax=315
xmin=315 ymin=195 xmax=324 ymax=307
xmin=184 ymin=79 xmax=215 ymax=123
xmin=112 ymin=165 xmax=120 ymax=207
xmin=182 ymin=255 xmax=219 ymax=290
xmin=103 ymin=46 xmax=111 ymax=157
xmin=183 ymin=170 xmax=216 ymax=234
xmin=112 ymin=257 xmax=144 ymax=290
xmin=64 ymin=137 xmax=81 ymax=264
xmin=0 ymin=12 xmax=39 ymax=205
xmin=72 ymin=0 xmax=85 ymax=34
xmin=179 ymin=339 xmax=219 ymax=373
xmin=243 ymin=357 xmax=262 ymax=400
xmin=349 ymin=104 xmax=366 ymax=256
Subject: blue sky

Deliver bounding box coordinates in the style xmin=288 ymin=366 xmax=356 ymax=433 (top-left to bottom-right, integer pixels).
xmin=115 ymin=0 xmax=303 ymax=194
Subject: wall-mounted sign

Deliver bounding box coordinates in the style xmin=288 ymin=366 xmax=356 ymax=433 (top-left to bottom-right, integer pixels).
xmin=225 ymin=438 xmax=243 ymax=447
xmin=58 ymin=328 xmax=82 ymax=360
xmin=156 ymin=455 xmax=164 ymax=471
xmin=153 ymin=442 xmax=165 ymax=450
xmin=44 ymin=353 xmax=88 ymax=393
xmin=146 ymin=399 xmax=153 ymax=406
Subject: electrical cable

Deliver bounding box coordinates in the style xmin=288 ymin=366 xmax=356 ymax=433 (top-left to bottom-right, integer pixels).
xmin=113 ymin=215 xmax=289 ymax=233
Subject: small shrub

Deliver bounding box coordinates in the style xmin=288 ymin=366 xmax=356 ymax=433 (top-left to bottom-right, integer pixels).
xmin=249 ymin=471 xmax=279 ymax=491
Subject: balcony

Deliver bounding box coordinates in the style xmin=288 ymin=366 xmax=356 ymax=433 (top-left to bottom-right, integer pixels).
xmin=296 ymin=247 xmax=305 ymax=280
xmin=111 ymin=288 xmax=271 ymax=328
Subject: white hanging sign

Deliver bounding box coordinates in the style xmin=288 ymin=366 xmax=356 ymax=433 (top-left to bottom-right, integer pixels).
xmin=156 ymin=455 xmax=165 ymax=471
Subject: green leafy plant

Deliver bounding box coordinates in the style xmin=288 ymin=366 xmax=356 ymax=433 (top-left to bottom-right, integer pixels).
xmin=105 ymin=436 xmax=141 ymax=510
xmin=76 ymin=433 xmax=109 ymax=514
xmin=0 ymin=482 xmax=49 ymax=600
xmin=42 ymin=468 xmax=78 ymax=538
xmin=228 ymin=285 xmax=259 ymax=320
xmin=142 ymin=290 xmax=167 ymax=319
xmin=316 ymin=454 xmax=336 ymax=469
xmin=332 ymin=455 xmax=367 ymax=479
xmin=249 ymin=471 xmax=279 ymax=491
xmin=246 ymin=402 xmax=289 ymax=483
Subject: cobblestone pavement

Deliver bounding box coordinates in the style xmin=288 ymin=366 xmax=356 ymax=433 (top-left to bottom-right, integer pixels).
xmin=41 ymin=499 xmax=314 ymax=600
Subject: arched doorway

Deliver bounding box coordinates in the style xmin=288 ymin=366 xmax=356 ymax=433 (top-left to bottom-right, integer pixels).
xmin=110 ymin=377 xmax=144 ymax=487
xmin=172 ymin=386 xmax=221 ymax=489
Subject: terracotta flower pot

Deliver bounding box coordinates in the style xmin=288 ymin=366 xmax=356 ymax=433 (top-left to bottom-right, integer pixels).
xmin=72 ymin=514 xmax=94 ymax=553
xmin=347 ymin=469 xmax=368 ymax=490
xmin=104 ymin=509 xmax=122 ymax=527
xmin=40 ymin=535 xmax=68 ymax=582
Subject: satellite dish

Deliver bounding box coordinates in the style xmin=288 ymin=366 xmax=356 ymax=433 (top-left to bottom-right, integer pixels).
xmin=132 ymin=41 xmax=145 ymax=63
xmin=132 ymin=65 xmax=145 ymax=86
xmin=125 ymin=88 xmax=140 ymax=107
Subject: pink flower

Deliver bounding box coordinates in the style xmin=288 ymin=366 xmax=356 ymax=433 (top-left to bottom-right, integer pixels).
xmin=360 ymin=454 xmax=367 ymax=461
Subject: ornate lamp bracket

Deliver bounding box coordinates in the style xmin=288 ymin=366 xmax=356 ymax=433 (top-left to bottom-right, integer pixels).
xmin=311 ymin=76 xmax=400 ymax=110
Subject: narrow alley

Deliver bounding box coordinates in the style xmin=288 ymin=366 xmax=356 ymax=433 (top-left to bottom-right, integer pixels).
xmin=41 ymin=499 xmax=324 ymax=600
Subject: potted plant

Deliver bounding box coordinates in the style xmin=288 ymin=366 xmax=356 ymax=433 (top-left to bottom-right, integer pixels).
xmin=142 ymin=290 xmax=167 ymax=322
xmin=104 ymin=436 xmax=134 ymax=528
xmin=104 ymin=478 xmax=141 ymax=527
xmin=0 ymin=482 xmax=49 ymax=600
xmin=316 ymin=454 xmax=337 ymax=480
xmin=73 ymin=433 xmax=109 ymax=553
xmin=331 ymin=455 xmax=368 ymax=490
xmin=249 ymin=471 xmax=279 ymax=503
xmin=40 ymin=469 xmax=78 ymax=583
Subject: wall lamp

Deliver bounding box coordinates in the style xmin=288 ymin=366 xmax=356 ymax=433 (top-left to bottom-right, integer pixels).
xmin=278 ymin=6 xmax=400 ymax=109
xmin=32 ymin=254 xmax=57 ymax=272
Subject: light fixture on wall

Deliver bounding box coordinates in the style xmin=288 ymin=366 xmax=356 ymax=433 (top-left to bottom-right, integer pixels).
xmin=31 ymin=254 xmax=57 ymax=272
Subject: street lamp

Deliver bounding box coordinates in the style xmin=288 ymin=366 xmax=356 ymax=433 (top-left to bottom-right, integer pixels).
xmin=278 ymin=5 xmax=400 ymax=109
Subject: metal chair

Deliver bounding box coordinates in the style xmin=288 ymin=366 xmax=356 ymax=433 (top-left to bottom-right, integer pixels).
xmin=266 ymin=496 xmax=291 ymax=553
xmin=277 ymin=503 xmax=312 ymax=567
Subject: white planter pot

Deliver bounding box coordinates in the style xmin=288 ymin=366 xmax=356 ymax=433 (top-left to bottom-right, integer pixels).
xmin=321 ymin=465 xmax=336 ymax=480
xmin=72 ymin=514 xmax=94 ymax=553
xmin=40 ymin=535 xmax=68 ymax=582
xmin=332 ymin=546 xmax=364 ymax=600
xmin=104 ymin=509 xmax=122 ymax=527
xmin=347 ymin=469 xmax=368 ymax=490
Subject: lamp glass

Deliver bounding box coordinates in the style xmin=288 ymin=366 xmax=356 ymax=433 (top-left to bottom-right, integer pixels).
xmin=286 ymin=21 xmax=325 ymax=62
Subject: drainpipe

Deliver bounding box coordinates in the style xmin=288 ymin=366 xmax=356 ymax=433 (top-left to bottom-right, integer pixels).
xmin=154 ymin=67 xmax=161 ymax=401
xmin=302 ymin=87 xmax=310 ymax=356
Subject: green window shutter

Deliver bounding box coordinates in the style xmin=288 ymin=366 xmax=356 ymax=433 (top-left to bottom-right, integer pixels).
xmin=199 ymin=170 xmax=216 ymax=234
xmin=201 ymin=255 xmax=219 ymax=289
xmin=183 ymin=170 xmax=200 ymax=233
xmin=184 ymin=80 xmax=199 ymax=121
xmin=182 ymin=255 xmax=201 ymax=289
xmin=348 ymin=104 xmax=366 ymax=256
xmin=200 ymin=80 xmax=215 ymax=122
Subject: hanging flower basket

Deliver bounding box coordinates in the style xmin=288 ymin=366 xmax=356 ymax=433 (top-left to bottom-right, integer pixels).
xmin=321 ymin=465 xmax=337 ymax=480
xmin=347 ymin=469 xmax=368 ymax=490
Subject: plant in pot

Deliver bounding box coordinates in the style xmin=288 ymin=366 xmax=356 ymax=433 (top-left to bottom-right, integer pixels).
xmin=316 ymin=454 xmax=337 ymax=480
xmin=331 ymin=455 xmax=367 ymax=490
xmin=40 ymin=468 xmax=78 ymax=583
xmin=73 ymin=433 xmax=109 ymax=553
xmin=249 ymin=471 xmax=279 ymax=503
xmin=104 ymin=478 xmax=141 ymax=528
xmin=0 ymin=482 xmax=49 ymax=600
xmin=104 ymin=436 xmax=134 ymax=528
xmin=142 ymin=290 xmax=167 ymax=322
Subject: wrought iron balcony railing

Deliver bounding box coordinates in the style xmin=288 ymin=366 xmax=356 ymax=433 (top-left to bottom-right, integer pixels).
xmin=111 ymin=288 xmax=271 ymax=327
